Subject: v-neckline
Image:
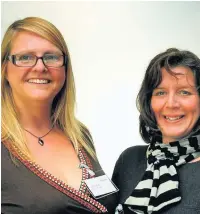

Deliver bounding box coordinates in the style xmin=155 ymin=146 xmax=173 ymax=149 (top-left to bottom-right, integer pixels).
xmin=4 ymin=143 xmax=108 ymax=213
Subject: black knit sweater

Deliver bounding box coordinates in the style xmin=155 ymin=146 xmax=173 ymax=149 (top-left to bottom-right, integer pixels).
xmin=112 ymin=145 xmax=200 ymax=214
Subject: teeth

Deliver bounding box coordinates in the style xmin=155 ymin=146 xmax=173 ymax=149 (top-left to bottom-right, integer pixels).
xmin=28 ymin=79 xmax=49 ymax=84
xmin=165 ymin=116 xmax=182 ymax=121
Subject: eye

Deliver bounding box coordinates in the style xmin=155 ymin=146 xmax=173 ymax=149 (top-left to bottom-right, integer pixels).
xmin=18 ymin=54 xmax=34 ymax=61
xmin=153 ymin=90 xmax=166 ymax=96
xmin=44 ymin=54 xmax=59 ymax=61
xmin=179 ymin=90 xmax=192 ymax=95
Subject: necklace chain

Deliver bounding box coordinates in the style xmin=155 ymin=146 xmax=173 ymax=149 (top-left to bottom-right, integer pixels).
xmin=23 ymin=126 xmax=54 ymax=146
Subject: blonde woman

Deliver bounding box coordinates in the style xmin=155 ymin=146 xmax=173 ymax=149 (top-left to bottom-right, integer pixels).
xmin=2 ymin=17 xmax=118 ymax=214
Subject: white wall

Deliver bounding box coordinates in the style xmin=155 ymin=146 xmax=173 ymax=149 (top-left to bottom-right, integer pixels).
xmin=2 ymin=1 xmax=200 ymax=176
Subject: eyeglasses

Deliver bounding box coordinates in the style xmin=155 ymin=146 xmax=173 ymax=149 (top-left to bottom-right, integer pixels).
xmin=7 ymin=53 xmax=67 ymax=68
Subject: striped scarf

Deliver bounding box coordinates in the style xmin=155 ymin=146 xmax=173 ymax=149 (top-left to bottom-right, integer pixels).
xmin=116 ymin=134 xmax=200 ymax=214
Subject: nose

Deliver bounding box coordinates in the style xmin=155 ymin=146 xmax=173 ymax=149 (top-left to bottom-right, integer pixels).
xmin=32 ymin=58 xmax=47 ymax=72
xmin=165 ymin=93 xmax=180 ymax=108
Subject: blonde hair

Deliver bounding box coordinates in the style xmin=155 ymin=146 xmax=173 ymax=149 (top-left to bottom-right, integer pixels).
xmin=1 ymin=17 xmax=96 ymax=160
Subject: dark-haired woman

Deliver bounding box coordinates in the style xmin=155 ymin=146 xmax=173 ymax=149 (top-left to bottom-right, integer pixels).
xmin=113 ymin=48 xmax=200 ymax=214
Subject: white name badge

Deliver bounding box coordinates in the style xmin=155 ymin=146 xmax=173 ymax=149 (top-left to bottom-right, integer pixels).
xmin=84 ymin=175 xmax=119 ymax=199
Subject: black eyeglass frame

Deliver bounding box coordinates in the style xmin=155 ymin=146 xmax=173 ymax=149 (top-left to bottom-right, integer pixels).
xmin=7 ymin=53 xmax=68 ymax=68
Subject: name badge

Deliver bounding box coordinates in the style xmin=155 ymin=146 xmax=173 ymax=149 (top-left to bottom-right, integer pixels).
xmin=84 ymin=175 xmax=119 ymax=199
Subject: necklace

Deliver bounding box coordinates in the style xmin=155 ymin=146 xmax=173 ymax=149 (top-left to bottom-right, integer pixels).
xmin=23 ymin=126 xmax=54 ymax=146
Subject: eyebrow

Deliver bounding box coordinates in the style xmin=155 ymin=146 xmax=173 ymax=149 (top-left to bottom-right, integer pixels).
xmin=154 ymin=86 xmax=197 ymax=90
xmin=44 ymin=51 xmax=63 ymax=55
xmin=11 ymin=50 xmax=63 ymax=55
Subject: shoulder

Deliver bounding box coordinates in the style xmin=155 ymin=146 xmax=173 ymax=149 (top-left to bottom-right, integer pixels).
xmin=122 ymin=145 xmax=148 ymax=155
xmin=112 ymin=145 xmax=148 ymax=181
xmin=1 ymin=143 xmax=21 ymax=174
xmin=112 ymin=145 xmax=148 ymax=203
xmin=80 ymin=124 xmax=96 ymax=153
xmin=2 ymin=142 xmax=11 ymax=162
xmin=118 ymin=145 xmax=148 ymax=164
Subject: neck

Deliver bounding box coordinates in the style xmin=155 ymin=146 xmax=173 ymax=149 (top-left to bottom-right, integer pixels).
xmin=15 ymin=98 xmax=53 ymax=132
xmin=190 ymin=157 xmax=200 ymax=162
xmin=162 ymin=131 xmax=200 ymax=144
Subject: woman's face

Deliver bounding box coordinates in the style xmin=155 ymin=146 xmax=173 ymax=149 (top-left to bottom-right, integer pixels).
xmin=151 ymin=66 xmax=200 ymax=143
xmin=6 ymin=31 xmax=66 ymax=106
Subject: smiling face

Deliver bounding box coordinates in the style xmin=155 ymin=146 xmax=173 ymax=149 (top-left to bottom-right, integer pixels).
xmin=151 ymin=66 xmax=200 ymax=143
xmin=6 ymin=31 xmax=66 ymax=106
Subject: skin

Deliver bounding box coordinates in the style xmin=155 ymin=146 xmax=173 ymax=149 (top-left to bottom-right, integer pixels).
xmin=6 ymin=31 xmax=66 ymax=107
xmin=151 ymin=66 xmax=200 ymax=144
xmin=6 ymin=31 xmax=83 ymax=190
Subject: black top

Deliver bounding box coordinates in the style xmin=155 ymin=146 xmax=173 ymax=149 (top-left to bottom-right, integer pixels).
xmin=2 ymin=144 xmax=118 ymax=214
xmin=112 ymin=145 xmax=200 ymax=214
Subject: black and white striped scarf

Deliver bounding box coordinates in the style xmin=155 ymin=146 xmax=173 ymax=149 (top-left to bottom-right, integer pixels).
xmin=116 ymin=134 xmax=200 ymax=214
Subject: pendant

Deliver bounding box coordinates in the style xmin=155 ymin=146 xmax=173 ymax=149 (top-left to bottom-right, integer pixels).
xmin=38 ymin=138 xmax=44 ymax=146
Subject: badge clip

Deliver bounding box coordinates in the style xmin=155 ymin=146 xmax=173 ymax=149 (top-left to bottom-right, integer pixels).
xmin=79 ymin=163 xmax=95 ymax=176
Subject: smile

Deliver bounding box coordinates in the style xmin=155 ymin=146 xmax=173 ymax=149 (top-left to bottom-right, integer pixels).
xmin=164 ymin=116 xmax=184 ymax=121
xmin=27 ymin=79 xmax=50 ymax=84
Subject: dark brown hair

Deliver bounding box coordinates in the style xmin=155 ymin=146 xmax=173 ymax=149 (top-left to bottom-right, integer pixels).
xmin=137 ymin=48 xmax=200 ymax=143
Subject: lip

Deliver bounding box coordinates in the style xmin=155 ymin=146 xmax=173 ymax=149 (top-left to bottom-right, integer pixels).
xmin=26 ymin=78 xmax=51 ymax=84
xmin=163 ymin=115 xmax=185 ymax=122
xmin=164 ymin=115 xmax=185 ymax=117
xmin=27 ymin=78 xmax=51 ymax=80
